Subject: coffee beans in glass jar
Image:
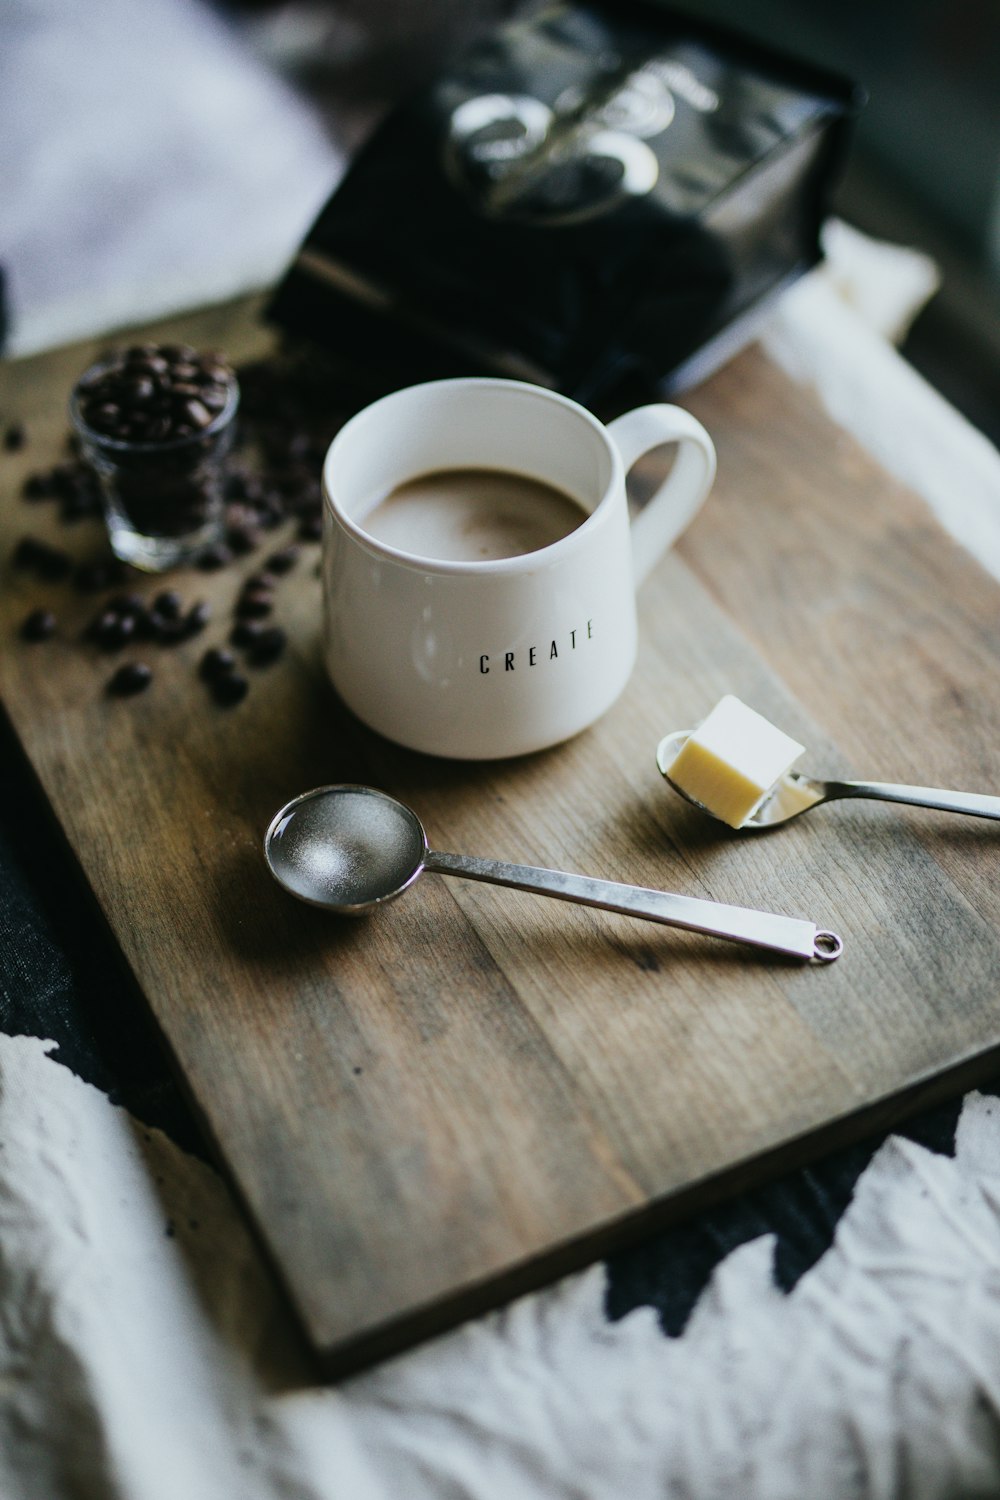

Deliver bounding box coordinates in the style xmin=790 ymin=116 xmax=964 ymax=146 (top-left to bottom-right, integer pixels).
xmin=70 ymin=344 xmax=239 ymax=572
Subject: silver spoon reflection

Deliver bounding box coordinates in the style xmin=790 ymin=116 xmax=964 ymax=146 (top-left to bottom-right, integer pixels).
xmin=264 ymin=785 xmax=842 ymax=962
xmin=656 ymin=730 xmax=1000 ymax=831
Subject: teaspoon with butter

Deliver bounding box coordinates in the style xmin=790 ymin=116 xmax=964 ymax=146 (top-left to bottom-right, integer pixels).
xmin=657 ymin=695 xmax=1000 ymax=831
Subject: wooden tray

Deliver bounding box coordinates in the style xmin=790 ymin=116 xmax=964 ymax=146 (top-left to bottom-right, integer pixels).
xmin=3 ymin=297 xmax=1000 ymax=1377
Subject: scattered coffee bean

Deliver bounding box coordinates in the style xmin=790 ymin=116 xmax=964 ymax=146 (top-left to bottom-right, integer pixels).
xmin=184 ymin=601 xmax=212 ymax=636
xmin=150 ymin=614 xmax=187 ymax=645
xmin=196 ymin=542 xmax=234 ymax=571
xmin=94 ymin=609 xmax=136 ymax=650
xmin=4 ymin=423 xmax=26 ymax=452
xmin=210 ymin=671 xmax=249 ymax=706
xmin=298 ymin=514 xmax=323 ymax=543
xmin=153 ymin=589 xmax=182 ymax=620
xmin=246 ymin=625 xmax=287 ymax=666
xmin=13 ymin=535 xmax=72 ymax=580
xmin=21 ymin=608 xmax=57 ymax=642
xmin=266 ymin=545 xmax=300 ymax=574
xmin=257 ymin=498 xmax=286 ymax=531
xmin=108 ymin=661 xmax=153 ymax=696
xmin=19 ymin=458 xmax=102 ymax=520
xmin=235 ymin=588 xmax=273 ymax=620
xmin=245 ymin=569 xmax=277 ymax=591
xmin=225 ymin=522 xmax=259 ymax=556
xmin=199 ymin=646 xmax=237 ymax=682
xmin=230 ymin=618 xmax=266 ymax=649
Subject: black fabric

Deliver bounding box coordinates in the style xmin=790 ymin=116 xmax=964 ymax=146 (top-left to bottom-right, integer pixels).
xmin=0 ymin=711 xmax=206 ymax=1158
xmin=603 ymin=1091 xmax=978 ymax=1335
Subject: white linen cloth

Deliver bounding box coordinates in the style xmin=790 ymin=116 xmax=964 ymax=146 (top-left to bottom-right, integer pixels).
xmin=5 ymin=2 xmax=1000 ymax=1493
xmin=6 ymin=1031 xmax=1000 ymax=1500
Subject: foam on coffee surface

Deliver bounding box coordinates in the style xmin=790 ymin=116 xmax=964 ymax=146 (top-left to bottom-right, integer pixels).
xmin=360 ymin=467 xmax=587 ymax=562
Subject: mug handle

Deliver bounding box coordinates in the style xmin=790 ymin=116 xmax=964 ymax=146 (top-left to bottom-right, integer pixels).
xmin=606 ymin=405 xmax=717 ymax=587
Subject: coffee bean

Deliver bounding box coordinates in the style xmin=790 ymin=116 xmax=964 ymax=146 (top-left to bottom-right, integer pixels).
xmin=235 ymin=588 xmax=273 ymax=620
xmin=298 ymin=514 xmax=323 ymax=543
xmin=199 ymin=646 xmax=236 ymax=682
xmin=153 ymin=590 xmax=182 ymax=620
xmin=196 ymin=542 xmax=234 ymax=571
xmin=95 ymin=610 xmax=135 ymax=650
xmin=245 ymin=569 xmax=277 ymax=591
xmin=247 ymin=625 xmax=287 ymax=665
xmin=184 ymin=601 xmax=212 ymax=636
xmin=22 ymin=472 xmax=50 ymax=500
xmin=211 ymin=671 xmax=249 ymax=706
xmin=21 ymin=608 xmax=57 ymax=641
xmin=184 ymin=399 xmax=212 ymax=430
xmin=88 ymin=402 xmax=121 ymax=429
xmin=13 ymin=536 xmax=72 ymax=580
xmin=108 ymin=661 xmax=153 ymax=696
xmin=124 ymin=375 xmax=155 ymax=404
xmin=127 ymin=356 xmax=169 ymax=378
xmin=230 ymin=618 xmax=266 ymax=648
xmin=225 ymin=523 xmax=260 ymax=556
xmin=257 ymin=500 xmax=286 ymax=531
xmin=266 ymin=545 xmax=300 ymax=574
xmin=4 ymin=423 xmax=26 ymax=452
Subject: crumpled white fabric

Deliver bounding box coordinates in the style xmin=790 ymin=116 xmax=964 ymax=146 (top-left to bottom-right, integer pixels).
xmin=4 ymin=1032 xmax=1000 ymax=1500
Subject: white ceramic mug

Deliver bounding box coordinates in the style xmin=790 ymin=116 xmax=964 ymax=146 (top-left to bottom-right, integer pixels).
xmin=321 ymin=377 xmax=715 ymax=759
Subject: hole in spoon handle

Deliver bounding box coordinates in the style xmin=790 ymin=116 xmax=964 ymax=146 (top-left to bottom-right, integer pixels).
xmin=813 ymin=930 xmax=843 ymax=963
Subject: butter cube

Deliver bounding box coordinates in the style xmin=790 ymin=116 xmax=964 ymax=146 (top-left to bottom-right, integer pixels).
xmin=669 ymin=695 xmax=805 ymax=828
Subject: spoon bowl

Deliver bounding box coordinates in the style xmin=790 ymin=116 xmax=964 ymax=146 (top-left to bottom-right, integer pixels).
xmin=265 ymin=785 xmax=428 ymax=912
xmin=264 ymin=784 xmax=842 ymax=961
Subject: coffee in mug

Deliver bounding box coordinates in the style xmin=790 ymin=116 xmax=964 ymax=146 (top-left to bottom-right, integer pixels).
xmin=322 ymin=377 xmax=716 ymax=759
xmin=360 ymin=467 xmax=587 ymax=562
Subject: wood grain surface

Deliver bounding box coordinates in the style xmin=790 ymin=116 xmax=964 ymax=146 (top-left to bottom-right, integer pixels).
xmin=2 ymin=297 xmax=999 ymax=1376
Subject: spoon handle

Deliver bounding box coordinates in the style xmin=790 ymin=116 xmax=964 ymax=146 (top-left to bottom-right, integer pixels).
xmin=425 ymin=850 xmax=840 ymax=962
xmin=831 ymin=781 xmax=1000 ymax=820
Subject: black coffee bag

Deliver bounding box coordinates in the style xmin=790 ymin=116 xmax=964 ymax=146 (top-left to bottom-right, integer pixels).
xmin=268 ymin=1 xmax=859 ymax=407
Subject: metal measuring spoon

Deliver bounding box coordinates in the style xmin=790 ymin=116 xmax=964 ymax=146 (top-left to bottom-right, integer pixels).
xmin=264 ymin=785 xmax=842 ymax=962
xmin=656 ymin=729 xmax=1000 ymax=831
